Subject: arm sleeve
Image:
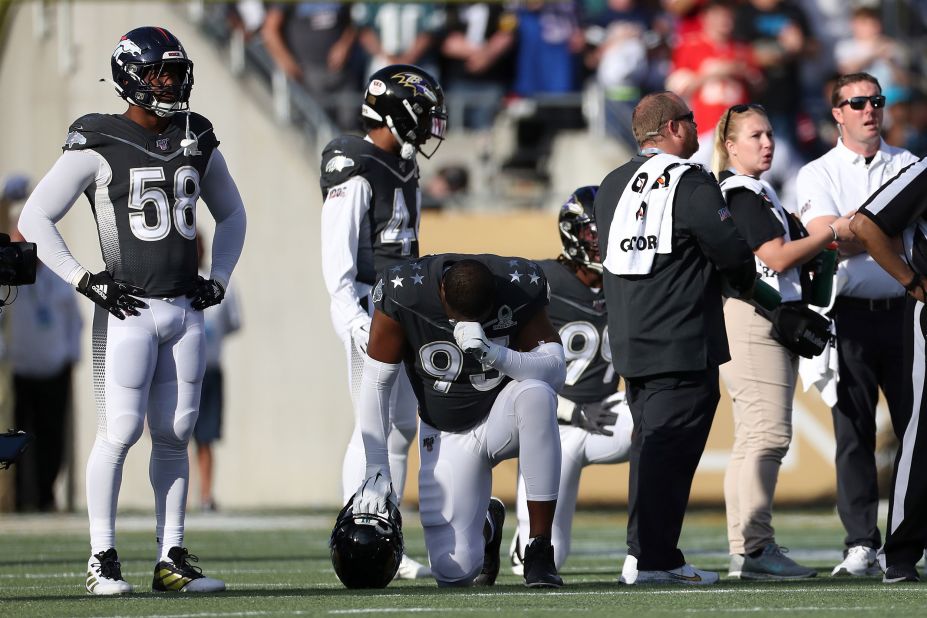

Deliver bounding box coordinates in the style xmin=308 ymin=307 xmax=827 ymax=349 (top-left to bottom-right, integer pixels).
xmin=200 ymin=149 xmax=247 ymax=290
xmin=357 ymin=356 xmax=401 ymax=477
xmin=17 ymin=150 xmax=99 ymax=286
xmin=320 ymin=175 xmax=373 ymax=330
xmin=859 ymin=158 xmax=927 ymax=236
xmin=485 ymin=341 xmax=566 ymax=392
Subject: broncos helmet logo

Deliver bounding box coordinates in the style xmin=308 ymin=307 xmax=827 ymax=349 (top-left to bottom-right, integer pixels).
xmin=113 ymin=37 xmax=143 ymax=61
xmin=391 ymin=72 xmax=437 ymax=104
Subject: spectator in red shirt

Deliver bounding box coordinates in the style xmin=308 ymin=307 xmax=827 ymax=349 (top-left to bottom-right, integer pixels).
xmin=666 ymin=0 xmax=762 ymax=162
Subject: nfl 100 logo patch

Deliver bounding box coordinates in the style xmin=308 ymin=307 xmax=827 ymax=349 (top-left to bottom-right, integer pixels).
xmin=156 ymin=138 xmax=170 ymax=151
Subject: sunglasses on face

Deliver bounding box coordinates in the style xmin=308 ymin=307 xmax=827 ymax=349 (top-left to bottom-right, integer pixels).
xmin=837 ymin=95 xmax=886 ymax=110
xmin=721 ymin=103 xmax=766 ymax=139
xmin=673 ymin=111 xmax=695 ymax=124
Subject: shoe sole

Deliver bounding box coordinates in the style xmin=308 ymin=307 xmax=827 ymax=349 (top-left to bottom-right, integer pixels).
xmin=831 ymin=567 xmax=883 ymax=577
xmin=738 ymin=571 xmax=817 ymax=581
xmin=883 ymin=575 xmax=919 ymax=583
xmin=524 ymin=579 xmax=563 ymax=589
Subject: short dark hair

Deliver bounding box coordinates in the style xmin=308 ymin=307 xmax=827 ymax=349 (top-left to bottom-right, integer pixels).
xmin=442 ymin=259 xmax=495 ymax=321
xmin=632 ymin=91 xmax=687 ymax=146
xmin=832 ymin=73 xmax=882 ymax=108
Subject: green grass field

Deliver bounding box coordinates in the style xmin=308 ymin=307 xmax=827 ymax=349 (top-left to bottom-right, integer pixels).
xmin=1 ymin=508 xmax=925 ymax=617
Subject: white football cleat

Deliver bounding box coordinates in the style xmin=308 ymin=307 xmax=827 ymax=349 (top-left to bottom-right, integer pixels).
xmin=625 ymin=562 xmax=719 ymax=585
xmin=395 ymin=554 xmax=431 ymax=579
xmin=86 ymin=548 xmax=133 ymax=595
xmin=831 ymin=545 xmax=881 ymax=577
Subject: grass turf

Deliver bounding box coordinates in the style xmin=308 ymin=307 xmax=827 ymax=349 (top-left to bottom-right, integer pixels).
xmin=1 ymin=508 xmax=925 ymax=617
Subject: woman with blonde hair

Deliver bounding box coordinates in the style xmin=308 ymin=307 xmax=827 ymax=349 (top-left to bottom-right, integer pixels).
xmin=711 ymin=103 xmax=852 ymax=580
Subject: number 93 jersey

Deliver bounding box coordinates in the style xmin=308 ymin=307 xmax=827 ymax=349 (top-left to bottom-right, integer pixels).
xmin=62 ymin=112 xmax=219 ymax=297
xmin=375 ymin=253 xmax=550 ymax=432
xmin=320 ymin=135 xmax=420 ymax=284
xmin=539 ymin=259 xmax=618 ymax=404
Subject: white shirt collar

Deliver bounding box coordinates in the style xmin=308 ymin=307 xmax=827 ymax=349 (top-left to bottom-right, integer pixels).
xmin=834 ymin=137 xmax=889 ymax=166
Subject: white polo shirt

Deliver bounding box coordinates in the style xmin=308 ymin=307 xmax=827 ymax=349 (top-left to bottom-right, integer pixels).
xmin=796 ymin=138 xmax=919 ymax=299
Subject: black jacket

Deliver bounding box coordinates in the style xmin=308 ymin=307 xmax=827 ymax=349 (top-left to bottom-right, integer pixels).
xmin=595 ymin=155 xmax=755 ymax=378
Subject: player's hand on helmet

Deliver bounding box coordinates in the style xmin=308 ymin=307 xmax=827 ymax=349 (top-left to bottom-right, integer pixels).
xmin=571 ymin=400 xmax=620 ymax=436
xmin=453 ymin=321 xmax=494 ymax=363
xmin=186 ymin=276 xmax=225 ymax=311
xmin=352 ymin=471 xmax=397 ymax=516
xmin=77 ymin=271 xmax=146 ymax=320
xmin=351 ymin=316 xmax=372 ymax=356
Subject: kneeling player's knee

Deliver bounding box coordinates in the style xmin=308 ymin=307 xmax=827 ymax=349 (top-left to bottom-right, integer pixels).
xmin=430 ymin=551 xmax=482 ymax=586
xmin=512 ymin=380 xmax=557 ymax=424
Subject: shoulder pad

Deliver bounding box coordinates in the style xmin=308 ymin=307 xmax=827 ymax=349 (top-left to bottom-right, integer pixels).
xmin=183 ymin=112 xmax=220 ymax=152
xmin=320 ymin=136 xmax=371 ymax=192
xmin=62 ymin=114 xmax=112 ymax=151
xmin=485 ymin=255 xmax=549 ymax=304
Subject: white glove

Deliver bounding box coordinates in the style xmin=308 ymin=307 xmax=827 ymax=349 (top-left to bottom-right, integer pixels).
xmin=453 ymin=321 xmax=497 ymax=363
xmin=352 ymin=471 xmax=396 ymax=515
xmin=1 ymin=174 xmax=29 ymax=201
xmin=351 ymin=316 xmax=372 ymax=356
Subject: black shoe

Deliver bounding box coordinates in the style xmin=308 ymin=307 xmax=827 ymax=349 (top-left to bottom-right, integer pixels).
xmin=523 ymin=535 xmax=563 ymax=588
xmin=473 ymin=497 xmax=506 ymax=586
xmin=152 ymin=546 xmax=225 ymax=593
xmin=883 ymin=564 xmax=920 ymax=583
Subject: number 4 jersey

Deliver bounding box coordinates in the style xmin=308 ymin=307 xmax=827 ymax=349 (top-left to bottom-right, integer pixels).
xmin=63 ymin=112 xmax=219 ymax=297
xmin=375 ymin=253 xmax=550 ymax=432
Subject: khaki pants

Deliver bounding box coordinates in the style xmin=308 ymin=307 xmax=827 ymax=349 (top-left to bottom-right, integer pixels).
xmin=720 ymin=299 xmax=797 ymax=555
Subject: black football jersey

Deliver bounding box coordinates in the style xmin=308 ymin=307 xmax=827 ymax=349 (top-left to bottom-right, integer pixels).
xmin=540 ymin=259 xmax=618 ymax=404
xmin=320 ymin=135 xmax=421 ymax=285
xmin=375 ymin=253 xmax=550 ymax=432
xmin=63 ymin=112 xmax=219 ymax=297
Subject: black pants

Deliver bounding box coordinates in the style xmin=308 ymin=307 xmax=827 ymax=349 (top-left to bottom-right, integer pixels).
xmin=884 ymin=299 xmax=927 ymax=567
xmin=832 ymin=300 xmax=908 ymax=549
xmin=13 ymin=366 xmax=72 ymax=512
xmin=625 ymin=368 xmax=719 ymax=570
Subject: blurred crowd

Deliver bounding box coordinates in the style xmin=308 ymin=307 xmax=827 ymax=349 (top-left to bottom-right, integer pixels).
xmin=216 ymin=0 xmax=927 ymax=201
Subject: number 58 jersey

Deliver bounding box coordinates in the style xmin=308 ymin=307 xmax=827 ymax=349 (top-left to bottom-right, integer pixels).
xmin=63 ymin=112 xmax=219 ymax=297
xmin=375 ymin=254 xmax=550 ymax=432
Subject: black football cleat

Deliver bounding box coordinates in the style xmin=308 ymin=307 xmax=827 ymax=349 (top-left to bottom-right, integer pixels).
xmin=523 ymin=535 xmax=563 ymax=588
xmin=473 ymin=497 xmax=506 ymax=586
xmin=883 ymin=564 xmax=920 ymax=583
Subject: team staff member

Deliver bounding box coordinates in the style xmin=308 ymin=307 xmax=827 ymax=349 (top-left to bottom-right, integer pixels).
xmin=712 ymin=103 xmax=852 ymax=580
xmin=19 ymin=27 xmax=245 ymax=594
xmin=350 ymin=255 xmax=566 ymax=588
xmin=796 ymin=72 xmax=919 ymax=577
xmin=594 ymin=91 xmax=756 ymax=585
xmin=320 ymin=64 xmax=446 ymax=579
xmin=850 ymin=157 xmax=927 ymax=583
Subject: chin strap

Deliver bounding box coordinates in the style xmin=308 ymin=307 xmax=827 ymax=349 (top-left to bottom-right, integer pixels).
xmin=180 ymin=111 xmax=201 ymax=156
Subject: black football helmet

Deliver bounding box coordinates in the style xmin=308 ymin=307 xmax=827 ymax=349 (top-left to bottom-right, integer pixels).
xmin=329 ymin=496 xmax=404 ymax=589
xmin=559 ymin=186 xmax=602 ymax=273
xmin=111 ymin=26 xmax=194 ymax=117
xmin=361 ymin=64 xmax=447 ymax=160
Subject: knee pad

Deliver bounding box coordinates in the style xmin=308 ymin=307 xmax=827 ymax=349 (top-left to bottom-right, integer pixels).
xmin=511 ymin=379 xmax=557 ymax=424
xmin=105 ymin=413 xmax=145 ymax=448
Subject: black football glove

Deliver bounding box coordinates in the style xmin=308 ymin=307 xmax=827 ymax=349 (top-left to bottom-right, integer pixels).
xmin=570 ymin=401 xmax=620 ymax=436
xmin=77 ymin=271 xmax=146 ymax=320
xmin=186 ymin=276 xmax=225 ymax=311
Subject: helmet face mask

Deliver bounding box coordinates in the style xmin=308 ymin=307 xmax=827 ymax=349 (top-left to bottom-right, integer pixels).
xmin=112 ymin=27 xmax=194 ymax=117
xmin=362 ymin=64 xmax=446 ymax=160
xmin=559 ymin=186 xmax=603 ymax=273
xmin=329 ymin=497 xmax=404 ymax=589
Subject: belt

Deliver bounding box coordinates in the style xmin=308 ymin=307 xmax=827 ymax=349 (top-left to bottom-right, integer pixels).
xmin=834 ymin=295 xmax=906 ymax=312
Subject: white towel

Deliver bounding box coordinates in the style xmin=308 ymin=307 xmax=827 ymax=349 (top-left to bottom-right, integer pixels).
xmin=797 ymin=268 xmax=847 ymax=407
xmin=603 ymin=154 xmax=702 ymax=275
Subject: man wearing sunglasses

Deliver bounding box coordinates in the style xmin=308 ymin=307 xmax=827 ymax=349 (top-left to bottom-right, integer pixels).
xmin=796 ymin=72 xmax=920 ymax=578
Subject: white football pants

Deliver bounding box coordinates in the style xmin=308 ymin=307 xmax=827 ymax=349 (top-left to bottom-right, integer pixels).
xmin=86 ymin=297 xmax=205 ymax=560
xmin=419 ymin=378 xmax=562 ymax=586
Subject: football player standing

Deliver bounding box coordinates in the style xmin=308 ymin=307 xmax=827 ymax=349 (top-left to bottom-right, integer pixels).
xmin=319 ymin=64 xmax=446 ymax=579
xmin=509 ymin=187 xmax=633 ymax=574
xmin=19 ymin=27 xmax=245 ymax=595
xmin=347 ymin=254 xmax=566 ymax=588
